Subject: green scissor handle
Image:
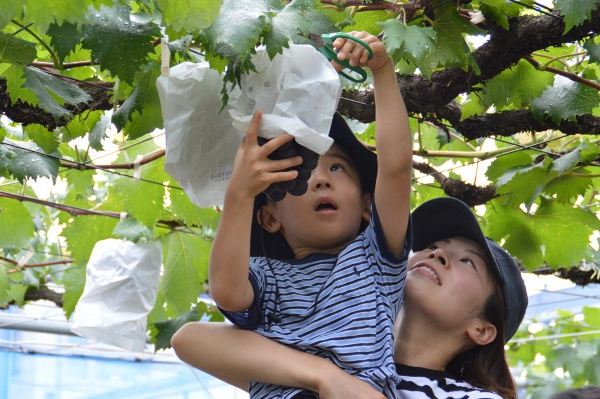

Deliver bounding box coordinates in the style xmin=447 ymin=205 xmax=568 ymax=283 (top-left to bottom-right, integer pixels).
xmin=318 ymin=32 xmax=374 ymax=83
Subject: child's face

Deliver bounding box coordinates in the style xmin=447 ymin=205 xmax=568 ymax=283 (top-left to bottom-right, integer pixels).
xmin=404 ymin=237 xmax=494 ymax=329
xmin=264 ymin=144 xmax=370 ymax=258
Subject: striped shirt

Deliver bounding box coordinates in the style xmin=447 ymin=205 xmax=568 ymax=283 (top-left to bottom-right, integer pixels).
xmin=221 ymin=205 xmax=411 ymax=399
xmin=395 ymin=364 xmax=503 ymax=399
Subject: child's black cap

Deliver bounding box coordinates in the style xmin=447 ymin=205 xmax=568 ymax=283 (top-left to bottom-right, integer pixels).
xmin=250 ymin=113 xmax=377 ymax=260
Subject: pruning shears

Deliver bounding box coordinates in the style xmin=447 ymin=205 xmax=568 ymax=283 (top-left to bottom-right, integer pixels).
xmin=304 ymin=32 xmax=374 ymax=83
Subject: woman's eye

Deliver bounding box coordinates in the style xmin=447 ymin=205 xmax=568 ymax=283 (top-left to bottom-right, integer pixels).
xmin=427 ymin=244 xmax=438 ymax=250
xmin=462 ymin=258 xmax=475 ymax=268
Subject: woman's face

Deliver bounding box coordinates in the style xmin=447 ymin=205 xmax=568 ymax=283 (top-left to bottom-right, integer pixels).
xmin=404 ymin=237 xmax=494 ymax=332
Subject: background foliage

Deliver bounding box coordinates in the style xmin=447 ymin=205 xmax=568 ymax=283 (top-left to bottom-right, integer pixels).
xmin=1 ymin=0 xmax=599 ymax=396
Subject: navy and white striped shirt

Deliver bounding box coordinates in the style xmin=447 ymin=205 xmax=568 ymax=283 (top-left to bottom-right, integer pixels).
xmin=221 ymin=205 xmax=411 ymax=399
xmin=395 ymin=364 xmax=503 ymax=399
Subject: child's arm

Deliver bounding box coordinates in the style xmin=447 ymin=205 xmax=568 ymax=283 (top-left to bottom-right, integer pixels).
xmin=172 ymin=321 xmax=387 ymax=399
xmin=333 ymin=33 xmax=412 ymax=258
xmin=209 ymin=111 xmax=302 ymax=311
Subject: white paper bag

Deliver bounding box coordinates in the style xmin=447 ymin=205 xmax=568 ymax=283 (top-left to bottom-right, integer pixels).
xmin=156 ymin=43 xmax=342 ymax=208
xmin=71 ymin=239 xmax=162 ymax=352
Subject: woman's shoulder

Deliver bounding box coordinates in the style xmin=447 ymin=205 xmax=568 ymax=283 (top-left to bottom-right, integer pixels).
xmin=395 ymin=364 xmax=503 ymax=399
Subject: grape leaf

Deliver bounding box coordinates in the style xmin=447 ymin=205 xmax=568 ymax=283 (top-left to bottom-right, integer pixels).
xmin=0 ymin=138 xmax=60 ymax=182
xmin=89 ymin=110 xmax=112 ymax=150
xmin=422 ymin=3 xmax=483 ymax=76
xmin=82 ymin=4 xmax=160 ymax=84
xmin=61 ymin=215 xmax=119 ymax=265
xmin=554 ymin=0 xmax=600 ymax=33
xmin=495 ymin=158 xmax=557 ymax=206
xmin=47 ymin=21 xmax=83 ymax=66
xmin=263 ymin=0 xmax=319 ymax=59
xmin=153 ymin=305 xmax=202 ymax=351
xmin=157 ymin=0 xmax=222 ymax=33
xmin=24 ymin=124 xmax=60 ymax=154
xmin=22 ymin=68 xmax=92 ymax=121
xmin=543 ymin=172 xmax=593 ymax=204
xmin=111 ymin=157 xmax=169 ymax=229
xmin=0 ymin=265 xmax=10 ymax=306
xmin=486 ymin=198 xmax=600 ymax=270
xmin=159 ymin=230 xmax=211 ymax=313
xmin=22 ymin=0 xmax=111 ymax=33
xmin=531 ymin=76 xmax=600 ymax=123
xmin=200 ymin=0 xmax=278 ymax=61
xmin=61 ymin=265 xmax=86 ymax=318
xmin=0 ymin=197 xmax=35 ymax=249
xmin=380 ymin=21 xmax=437 ymax=67
xmin=346 ymin=10 xmax=388 ymax=35
xmin=551 ymin=141 xmax=600 ymax=175
xmin=169 ymin=188 xmax=221 ymax=232
xmin=61 ymin=111 xmax=102 ymax=142
xmin=0 ymin=0 xmax=24 ymax=31
xmin=479 ymin=0 xmax=506 ymax=6
xmin=481 ymin=60 xmax=553 ymax=109
xmin=0 ymin=32 xmax=36 ymax=68
xmin=584 ymin=38 xmax=600 ymax=64
xmin=4 ymin=65 xmax=38 ymax=106
xmin=112 ymin=218 xmax=152 ymax=243
xmin=112 ymin=63 xmax=161 ymax=134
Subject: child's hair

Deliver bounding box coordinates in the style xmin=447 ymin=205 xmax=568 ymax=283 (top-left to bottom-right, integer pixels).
xmin=411 ymin=197 xmax=529 ymax=399
xmin=550 ymin=386 xmax=600 ymax=399
xmin=250 ymin=113 xmax=377 ymax=260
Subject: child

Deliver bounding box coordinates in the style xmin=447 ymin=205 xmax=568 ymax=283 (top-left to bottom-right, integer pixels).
xmin=177 ymin=31 xmax=411 ymax=398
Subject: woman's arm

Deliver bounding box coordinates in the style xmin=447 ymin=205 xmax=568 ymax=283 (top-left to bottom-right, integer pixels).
xmin=171 ymin=321 xmax=386 ymax=399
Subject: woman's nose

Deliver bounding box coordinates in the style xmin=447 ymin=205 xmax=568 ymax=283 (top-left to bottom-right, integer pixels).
xmin=427 ymin=249 xmax=447 ymax=266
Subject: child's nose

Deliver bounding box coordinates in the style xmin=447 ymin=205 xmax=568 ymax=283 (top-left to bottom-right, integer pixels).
xmin=310 ymin=168 xmax=332 ymax=190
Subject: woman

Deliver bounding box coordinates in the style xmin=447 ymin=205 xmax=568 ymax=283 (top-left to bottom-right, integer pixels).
xmin=172 ymin=197 xmax=528 ymax=399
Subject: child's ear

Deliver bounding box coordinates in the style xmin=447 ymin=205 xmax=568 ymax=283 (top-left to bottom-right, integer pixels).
xmin=257 ymin=204 xmax=282 ymax=233
xmin=361 ymin=193 xmax=372 ymax=223
xmin=466 ymin=319 xmax=497 ymax=346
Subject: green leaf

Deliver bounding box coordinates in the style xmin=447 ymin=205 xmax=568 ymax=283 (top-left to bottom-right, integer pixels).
xmin=554 ymin=0 xmax=600 ymax=33
xmin=584 ymin=38 xmax=600 ymax=64
xmin=47 ymin=20 xmax=83 ymax=66
xmin=160 ymin=230 xmax=210 ymax=313
xmin=0 ymin=265 xmax=10 ymax=306
xmin=153 ymin=305 xmax=202 ymax=351
xmin=61 ymin=111 xmax=102 ymax=142
xmin=543 ymin=173 xmax=593 ymax=204
xmin=531 ymin=76 xmax=600 ymax=123
xmin=3 ymin=65 xmax=39 ymax=106
xmin=0 ymin=197 xmax=35 ymax=248
xmin=200 ymin=0 xmax=277 ymax=61
xmin=479 ymin=0 xmax=506 ymax=6
xmin=169 ymin=188 xmax=221 ymax=231
xmin=61 ymin=265 xmax=86 ymax=318
xmin=0 ymin=138 xmax=60 ymax=182
xmin=582 ymin=306 xmax=600 ymax=327
xmin=422 ymin=3 xmax=483 ymax=76
xmin=112 ymin=218 xmax=152 ymax=243
xmin=380 ymin=21 xmax=437 ymax=66
xmin=22 ymin=68 xmax=92 ymax=121
xmin=0 ymin=32 xmax=37 ymax=68
xmin=62 ymin=215 xmax=119 ymax=265
xmin=495 ymin=158 xmax=557 ymax=206
xmin=481 ymin=60 xmax=553 ymax=109
xmin=486 ymin=198 xmax=600 ymax=269
xmin=263 ymin=0 xmax=319 ymax=59
xmin=551 ymin=141 xmax=600 ymax=175
xmin=22 ymin=0 xmax=111 ymax=33
xmin=0 ymin=0 xmax=24 ymax=31
xmin=111 ymin=158 xmax=168 ymax=229
xmin=112 ymin=63 xmax=162 ymax=134
xmin=89 ymin=111 xmax=112 ymax=150
xmin=82 ymin=4 xmax=160 ymax=84
xmin=157 ymin=0 xmax=222 ymax=33
xmin=24 ymin=124 xmax=60 ymax=154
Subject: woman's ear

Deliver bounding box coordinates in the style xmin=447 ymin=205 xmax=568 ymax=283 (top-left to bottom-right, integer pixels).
xmin=257 ymin=204 xmax=281 ymax=233
xmin=362 ymin=193 xmax=372 ymax=223
xmin=466 ymin=320 xmax=497 ymax=346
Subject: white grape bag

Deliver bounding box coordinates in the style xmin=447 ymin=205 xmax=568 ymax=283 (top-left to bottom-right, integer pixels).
xmin=156 ymin=42 xmax=341 ymax=208
xmin=71 ymin=239 xmax=162 ymax=352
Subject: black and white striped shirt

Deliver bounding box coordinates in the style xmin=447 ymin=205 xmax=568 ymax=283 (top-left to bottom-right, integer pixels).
xmin=395 ymin=364 xmax=503 ymax=399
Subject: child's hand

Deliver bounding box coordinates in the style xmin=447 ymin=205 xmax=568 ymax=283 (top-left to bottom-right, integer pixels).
xmin=227 ymin=110 xmax=302 ymax=200
xmin=331 ymin=31 xmax=390 ymax=74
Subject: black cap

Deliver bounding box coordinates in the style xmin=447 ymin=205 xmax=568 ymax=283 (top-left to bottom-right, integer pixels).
xmin=411 ymin=197 xmax=528 ymax=342
xmin=250 ymin=113 xmax=377 ymax=260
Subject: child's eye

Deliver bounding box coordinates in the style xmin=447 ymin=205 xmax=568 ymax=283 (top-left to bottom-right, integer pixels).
xmin=331 ymin=164 xmax=344 ymax=172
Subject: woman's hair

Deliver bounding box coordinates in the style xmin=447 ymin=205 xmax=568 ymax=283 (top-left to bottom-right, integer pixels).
xmin=446 ymin=266 xmax=517 ymax=399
